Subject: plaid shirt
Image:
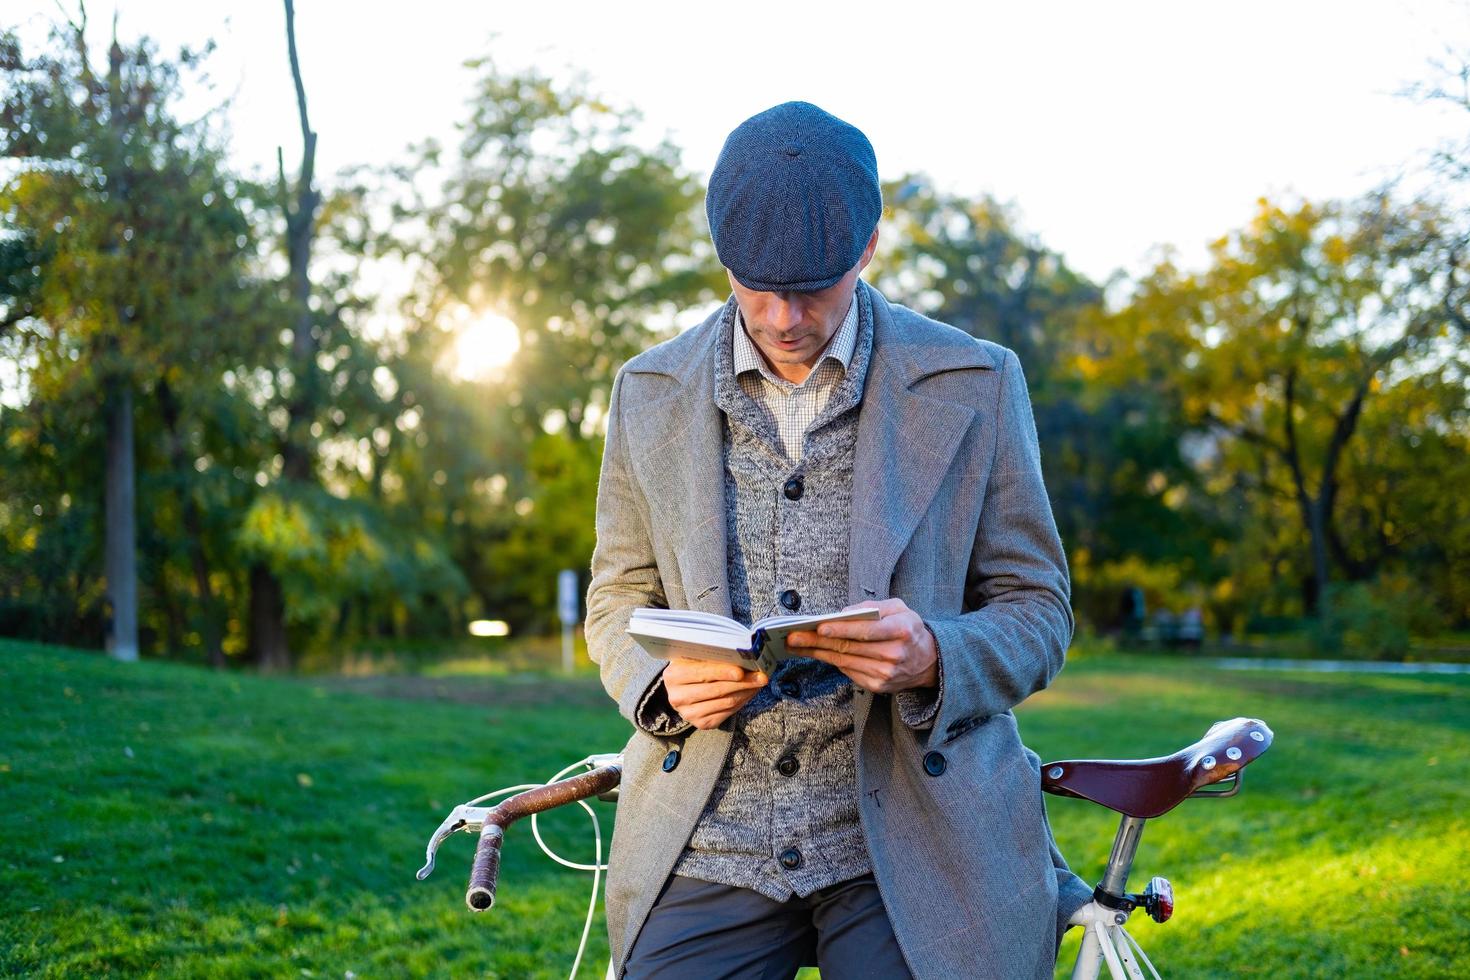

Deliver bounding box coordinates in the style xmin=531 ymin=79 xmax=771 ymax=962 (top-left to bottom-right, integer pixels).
xmin=732 ymin=296 xmax=860 ymax=463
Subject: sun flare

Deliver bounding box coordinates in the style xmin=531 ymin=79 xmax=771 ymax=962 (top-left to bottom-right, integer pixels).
xmin=452 ymin=311 xmax=520 ymax=380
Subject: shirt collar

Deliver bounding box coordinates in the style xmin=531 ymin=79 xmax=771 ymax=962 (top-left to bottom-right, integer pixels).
xmin=732 ymin=292 xmax=860 ymax=385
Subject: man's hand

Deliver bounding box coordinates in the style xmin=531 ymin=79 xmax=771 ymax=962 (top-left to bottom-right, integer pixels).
xmin=786 ymin=598 xmax=938 ymax=694
xmin=662 ymin=657 xmax=768 ymax=731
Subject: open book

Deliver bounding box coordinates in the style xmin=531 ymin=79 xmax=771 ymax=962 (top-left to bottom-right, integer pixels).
xmin=627 ymin=606 xmax=881 ymax=675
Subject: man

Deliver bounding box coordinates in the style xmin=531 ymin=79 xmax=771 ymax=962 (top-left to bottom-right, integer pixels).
xmin=585 ymin=101 xmax=1091 ymax=979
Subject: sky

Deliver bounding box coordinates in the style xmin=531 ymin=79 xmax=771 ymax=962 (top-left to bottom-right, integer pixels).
xmin=7 ymin=0 xmax=1470 ymax=288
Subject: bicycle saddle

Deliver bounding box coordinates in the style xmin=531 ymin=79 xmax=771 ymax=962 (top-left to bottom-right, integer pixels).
xmin=1041 ymin=717 xmax=1273 ymax=818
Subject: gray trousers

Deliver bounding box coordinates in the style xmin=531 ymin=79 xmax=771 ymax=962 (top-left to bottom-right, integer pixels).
xmin=622 ymin=873 xmax=913 ymax=979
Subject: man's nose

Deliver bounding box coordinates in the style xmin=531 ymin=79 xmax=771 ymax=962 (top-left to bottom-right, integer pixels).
xmin=770 ymin=293 xmax=804 ymax=330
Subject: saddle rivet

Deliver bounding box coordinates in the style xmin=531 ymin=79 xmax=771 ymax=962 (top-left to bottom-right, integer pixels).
xmin=1201 ymin=755 xmax=1217 ymax=770
xmin=1226 ymin=746 xmax=1242 ymax=761
xmin=1048 ymin=766 xmax=1064 ymax=779
xmin=1250 ymin=731 xmax=1265 ymax=742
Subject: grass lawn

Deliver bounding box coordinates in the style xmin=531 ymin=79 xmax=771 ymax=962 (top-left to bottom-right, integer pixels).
xmin=1 ymin=639 xmax=1466 ymax=978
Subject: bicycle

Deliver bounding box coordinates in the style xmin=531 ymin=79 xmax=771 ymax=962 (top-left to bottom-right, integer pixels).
xmin=417 ymin=717 xmax=1274 ymax=979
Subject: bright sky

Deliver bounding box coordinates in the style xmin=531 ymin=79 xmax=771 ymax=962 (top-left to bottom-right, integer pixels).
xmin=8 ymin=0 xmax=1470 ymax=287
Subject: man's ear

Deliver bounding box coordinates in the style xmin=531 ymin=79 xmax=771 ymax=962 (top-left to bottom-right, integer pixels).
xmin=858 ymin=228 xmax=879 ymax=271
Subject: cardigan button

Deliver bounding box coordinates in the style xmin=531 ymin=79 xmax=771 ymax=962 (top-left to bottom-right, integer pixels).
xmin=779 ymin=589 xmax=801 ymax=611
xmin=779 ymin=847 xmax=803 ymax=870
xmin=776 ymin=755 xmax=800 ymax=777
xmin=783 ymin=476 xmax=804 ymax=500
xmin=661 ymin=749 xmax=680 ymax=773
xmin=923 ymin=751 xmax=947 ymax=777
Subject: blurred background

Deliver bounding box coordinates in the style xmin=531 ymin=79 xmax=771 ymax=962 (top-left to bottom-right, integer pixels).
xmin=2 ymin=2 xmax=1469 ymax=977
xmin=2 ymin=1 xmax=1467 ymax=670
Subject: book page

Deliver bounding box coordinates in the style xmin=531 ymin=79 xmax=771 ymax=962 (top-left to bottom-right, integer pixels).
xmin=753 ymin=607 xmax=880 ymax=633
xmin=629 ymin=608 xmax=744 ymax=632
xmin=627 ymin=611 xmax=750 ymax=647
xmin=756 ymin=607 xmax=881 ymax=662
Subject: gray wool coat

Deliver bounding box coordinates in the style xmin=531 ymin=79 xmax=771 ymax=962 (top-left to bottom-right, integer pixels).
xmin=585 ymin=280 xmax=1093 ymax=979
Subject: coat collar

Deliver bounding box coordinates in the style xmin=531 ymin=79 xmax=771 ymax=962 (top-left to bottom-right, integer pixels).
xmin=621 ymin=281 xmax=997 ymax=620
xmin=628 ymin=281 xmax=997 ymax=389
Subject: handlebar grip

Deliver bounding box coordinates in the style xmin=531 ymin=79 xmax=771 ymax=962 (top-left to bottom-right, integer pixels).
xmin=466 ymin=823 xmax=505 ymax=911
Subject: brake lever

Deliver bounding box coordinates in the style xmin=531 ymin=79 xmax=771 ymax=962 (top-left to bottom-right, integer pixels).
xmin=417 ymin=803 xmax=493 ymax=880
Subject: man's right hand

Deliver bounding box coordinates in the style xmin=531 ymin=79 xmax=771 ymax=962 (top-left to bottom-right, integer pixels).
xmin=662 ymin=657 xmax=768 ymax=731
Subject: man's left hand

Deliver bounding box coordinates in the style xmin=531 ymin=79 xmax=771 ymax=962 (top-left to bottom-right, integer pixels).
xmin=786 ymin=598 xmax=938 ymax=694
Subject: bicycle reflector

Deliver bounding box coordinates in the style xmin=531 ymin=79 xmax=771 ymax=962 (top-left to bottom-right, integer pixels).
xmin=1143 ymin=876 xmax=1174 ymax=923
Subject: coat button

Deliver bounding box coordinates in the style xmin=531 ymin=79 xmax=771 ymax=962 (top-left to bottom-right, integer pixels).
xmin=783 ymin=476 xmax=804 ymax=500
xmin=779 ymin=847 xmax=803 ymax=870
xmin=776 ymin=755 xmax=800 ymax=777
xmin=923 ymin=751 xmax=947 ymax=777
xmin=778 ymin=679 xmax=801 ymax=698
xmin=661 ymin=749 xmax=680 ymax=773
xmin=779 ymin=589 xmax=801 ymax=611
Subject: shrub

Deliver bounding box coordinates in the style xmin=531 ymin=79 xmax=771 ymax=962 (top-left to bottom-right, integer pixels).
xmin=1316 ymin=573 xmax=1446 ymax=659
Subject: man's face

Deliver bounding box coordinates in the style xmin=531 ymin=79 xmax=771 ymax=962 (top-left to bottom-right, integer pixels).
xmin=728 ymin=229 xmax=879 ymax=384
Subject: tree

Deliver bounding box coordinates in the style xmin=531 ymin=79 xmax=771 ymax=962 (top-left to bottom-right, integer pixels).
xmin=1 ymin=14 xmax=268 ymax=661
xmin=393 ymin=59 xmax=722 ymax=439
xmin=1094 ymin=194 xmax=1467 ymax=634
xmin=367 ymin=58 xmax=721 ymax=630
xmin=242 ymin=0 xmax=323 ymax=671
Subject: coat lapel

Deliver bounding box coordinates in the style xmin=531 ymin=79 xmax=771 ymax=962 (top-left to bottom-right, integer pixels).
xmin=848 ymin=285 xmax=982 ymax=605
xmin=622 ymin=308 xmax=733 ymax=619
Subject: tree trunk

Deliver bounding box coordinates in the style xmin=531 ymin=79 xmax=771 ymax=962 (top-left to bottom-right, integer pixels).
xmin=1304 ymin=496 xmax=1332 ymax=623
xmin=98 ymin=32 xmax=139 ymax=663
xmin=247 ymin=0 xmax=324 ymax=671
xmin=104 ymin=379 xmax=139 ymax=661
xmin=248 ymin=561 xmax=291 ymax=672
xmin=278 ymin=0 xmax=321 ymax=485
xmin=156 ymin=377 xmax=227 ymax=668
xmin=1281 ymin=366 xmax=1340 ymax=628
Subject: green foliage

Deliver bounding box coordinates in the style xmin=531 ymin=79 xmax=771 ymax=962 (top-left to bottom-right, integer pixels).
xmin=1315 ymin=574 xmax=1449 ymax=659
xmin=475 ymin=431 xmax=603 ymax=632
xmin=0 ymin=22 xmax=275 ymax=656
xmin=1071 ymin=553 xmax=1196 ymax=628
xmin=236 ymin=484 xmax=467 ymax=632
xmin=872 ymin=175 xmax=1098 ymax=368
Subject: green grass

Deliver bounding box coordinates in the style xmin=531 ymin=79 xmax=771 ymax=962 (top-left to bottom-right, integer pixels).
xmin=1 ymin=640 xmax=1466 ymax=978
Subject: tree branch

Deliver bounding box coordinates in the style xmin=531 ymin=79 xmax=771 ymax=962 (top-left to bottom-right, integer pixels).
xmin=1202 ymin=409 xmax=1290 ymax=464
xmin=282 ymin=0 xmax=316 ymax=204
xmin=1281 ymin=366 xmax=1312 ymax=512
xmin=1318 ymin=374 xmax=1370 ymax=526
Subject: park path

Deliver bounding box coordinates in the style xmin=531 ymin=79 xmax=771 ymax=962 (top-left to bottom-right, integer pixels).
xmin=1207 ymin=656 xmax=1470 ymax=675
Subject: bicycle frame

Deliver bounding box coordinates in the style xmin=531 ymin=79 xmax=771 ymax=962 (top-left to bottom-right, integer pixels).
xmin=1066 ymin=814 xmax=1163 ymax=980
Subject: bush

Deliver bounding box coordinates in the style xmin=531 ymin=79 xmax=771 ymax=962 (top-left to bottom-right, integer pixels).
xmin=1316 ymin=574 xmax=1446 ymax=659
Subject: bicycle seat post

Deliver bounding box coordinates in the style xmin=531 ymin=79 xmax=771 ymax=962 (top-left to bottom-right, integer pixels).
xmin=1098 ymin=815 xmax=1147 ymax=899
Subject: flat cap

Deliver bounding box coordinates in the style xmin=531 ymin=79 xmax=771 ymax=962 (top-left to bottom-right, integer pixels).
xmin=706 ymin=101 xmax=881 ymax=292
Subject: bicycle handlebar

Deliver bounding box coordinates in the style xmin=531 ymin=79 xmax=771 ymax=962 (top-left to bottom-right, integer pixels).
xmin=467 ymin=823 xmax=506 ymax=910
xmin=417 ymin=760 xmax=624 ymax=913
